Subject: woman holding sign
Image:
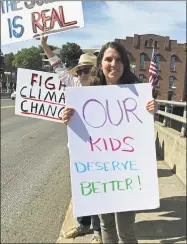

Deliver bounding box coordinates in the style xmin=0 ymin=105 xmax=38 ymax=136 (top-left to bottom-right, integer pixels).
xmin=41 ymin=35 xmax=102 ymax=244
xmin=41 ymin=35 xmax=96 ymax=87
xmin=62 ymin=41 xmax=158 ymax=244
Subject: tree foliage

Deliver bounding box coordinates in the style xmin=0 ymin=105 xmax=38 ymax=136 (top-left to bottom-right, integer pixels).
xmin=4 ymin=52 xmax=15 ymax=69
xmin=38 ymin=44 xmax=58 ymax=53
xmin=60 ymin=42 xmax=83 ymax=69
xmin=14 ymin=46 xmax=43 ymax=70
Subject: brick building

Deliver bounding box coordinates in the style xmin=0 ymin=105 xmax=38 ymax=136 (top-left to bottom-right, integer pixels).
xmin=115 ymin=34 xmax=187 ymax=101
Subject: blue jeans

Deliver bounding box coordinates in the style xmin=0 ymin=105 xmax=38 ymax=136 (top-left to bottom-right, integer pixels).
xmin=99 ymin=211 xmax=137 ymax=243
xmin=77 ymin=215 xmax=101 ymax=233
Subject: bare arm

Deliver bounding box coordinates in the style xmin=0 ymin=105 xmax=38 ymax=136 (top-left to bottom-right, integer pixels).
xmin=40 ymin=35 xmax=54 ymax=59
xmin=40 ymin=34 xmax=81 ymax=87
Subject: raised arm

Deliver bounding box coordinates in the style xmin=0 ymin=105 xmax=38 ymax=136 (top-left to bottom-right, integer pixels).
xmin=40 ymin=34 xmax=81 ymax=87
xmin=41 ymin=35 xmax=54 ymax=59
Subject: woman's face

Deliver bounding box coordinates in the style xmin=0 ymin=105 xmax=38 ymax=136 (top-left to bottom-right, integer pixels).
xmin=101 ymin=47 xmax=124 ymax=85
xmin=77 ymin=65 xmax=93 ymax=86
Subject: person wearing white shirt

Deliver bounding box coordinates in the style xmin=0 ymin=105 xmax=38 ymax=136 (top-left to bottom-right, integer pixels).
xmin=41 ymin=35 xmax=102 ymax=244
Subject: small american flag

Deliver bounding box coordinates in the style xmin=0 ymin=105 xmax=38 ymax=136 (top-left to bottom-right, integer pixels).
xmin=149 ymin=47 xmax=158 ymax=88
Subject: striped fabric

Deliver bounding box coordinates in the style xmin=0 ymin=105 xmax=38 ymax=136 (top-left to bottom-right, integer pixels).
xmin=149 ymin=47 xmax=158 ymax=87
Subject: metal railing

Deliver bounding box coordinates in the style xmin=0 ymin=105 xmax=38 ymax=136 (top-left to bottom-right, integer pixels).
xmin=155 ymin=100 xmax=187 ymax=137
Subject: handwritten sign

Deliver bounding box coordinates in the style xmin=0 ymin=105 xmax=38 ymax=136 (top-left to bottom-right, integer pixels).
xmin=15 ymin=68 xmax=66 ymax=122
xmin=1 ymin=1 xmax=84 ymax=45
xmin=66 ymin=84 xmax=160 ymax=217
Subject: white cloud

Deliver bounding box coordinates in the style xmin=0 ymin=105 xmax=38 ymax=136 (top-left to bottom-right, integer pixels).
xmin=1 ymin=1 xmax=186 ymax=54
xmin=63 ymin=1 xmax=186 ymax=48
xmin=79 ymin=1 xmax=186 ymax=45
xmin=103 ymin=1 xmax=186 ymax=38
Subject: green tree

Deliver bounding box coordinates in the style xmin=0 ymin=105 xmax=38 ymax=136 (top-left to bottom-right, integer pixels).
xmin=0 ymin=50 xmax=5 ymax=75
xmin=38 ymin=44 xmax=59 ymax=53
xmin=60 ymin=42 xmax=83 ymax=69
xmin=14 ymin=46 xmax=43 ymax=70
xmin=4 ymin=52 xmax=15 ymax=69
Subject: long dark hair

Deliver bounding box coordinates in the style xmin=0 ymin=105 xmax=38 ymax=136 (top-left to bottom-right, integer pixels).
xmin=89 ymin=42 xmax=138 ymax=86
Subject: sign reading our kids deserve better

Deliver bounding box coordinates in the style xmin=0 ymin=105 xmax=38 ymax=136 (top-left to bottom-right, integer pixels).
xmin=66 ymin=84 xmax=160 ymax=217
xmin=15 ymin=68 xmax=66 ymax=122
xmin=1 ymin=1 xmax=84 ymax=45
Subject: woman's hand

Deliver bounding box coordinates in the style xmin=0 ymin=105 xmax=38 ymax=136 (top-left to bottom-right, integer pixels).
xmin=61 ymin=107 xmax=75 ymax=125
xmin=146 ymin=99 xmax=158 ymax=113
xmin=39 ymin=33 xmax=54 ymax=59
xmin=40 ymin=34 xmax=48 ymax=47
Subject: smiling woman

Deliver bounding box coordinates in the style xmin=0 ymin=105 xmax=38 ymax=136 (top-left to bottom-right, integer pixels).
xmin=89 ymin=41 xmax=138 ymax=86
xmin=71 ymin=40 xmax=157 ymax=244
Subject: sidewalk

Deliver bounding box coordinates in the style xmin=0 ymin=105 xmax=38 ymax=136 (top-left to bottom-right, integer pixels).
xmin=57 ymin=160 xmax=186 ymax=244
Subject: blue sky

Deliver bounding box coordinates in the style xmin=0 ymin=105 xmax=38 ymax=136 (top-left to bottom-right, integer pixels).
xmin=2 ymin=1 xmax=186 ymax=54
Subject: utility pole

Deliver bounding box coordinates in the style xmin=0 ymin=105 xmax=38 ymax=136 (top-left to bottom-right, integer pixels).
xmin=0 ymin=50 xmax=5 ymax=93
xmin=4 ymin=72 xmax=11 ymax=93
xmin=183 ymin=64 xmax=187 ymax=101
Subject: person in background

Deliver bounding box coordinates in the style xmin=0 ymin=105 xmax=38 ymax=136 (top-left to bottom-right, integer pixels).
xmin=61 ymin=41 xmax=158 ymax=244
xmin=40 ymin=35 xmax=102 ymax=244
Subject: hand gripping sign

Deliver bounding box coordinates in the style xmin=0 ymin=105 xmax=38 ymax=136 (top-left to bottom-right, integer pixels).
xmin=66 ymin=84 xmax=160 ymax=217
xmin=15 ymin=68 xmax=66 ymax=122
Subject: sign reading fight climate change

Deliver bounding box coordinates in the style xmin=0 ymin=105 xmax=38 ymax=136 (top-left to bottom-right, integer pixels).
xmin=15 ymin=68 xmax=66 ymax=122
xmin=1 ymin=0 xmax=84 ymax=45
xmin=66 ymin=84 xmax=160 ymax=217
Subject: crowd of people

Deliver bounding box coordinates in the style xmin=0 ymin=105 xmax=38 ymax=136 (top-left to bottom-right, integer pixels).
xmin=41 ymin=34 xmax=158 ymax=244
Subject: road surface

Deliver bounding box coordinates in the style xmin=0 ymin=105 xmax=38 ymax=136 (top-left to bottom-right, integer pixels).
xmin=1 ymin=99 xmax=71 ymax=243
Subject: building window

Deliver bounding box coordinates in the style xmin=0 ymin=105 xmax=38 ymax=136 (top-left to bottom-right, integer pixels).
xmin=149 ymin=39 xmax=153 ymax=47
xmin=145 ymin=40 xmax=148 ymax=46
xmin=156 ymin=55 xmax=160 ymax=70
xmin=170 ymin=55 xmax=176 ymax=71
xmin=139 ymin=74 xmax=144 ymax=83
xmin=140 ymin=54 xmax=145 ymax=69
xmin=155 ymin=41 xmax=158 ymax=47
xmin=169 ymin=76 xmax=175 ymax=88
xmin=168 ymin=91 xmax=173 ymax=101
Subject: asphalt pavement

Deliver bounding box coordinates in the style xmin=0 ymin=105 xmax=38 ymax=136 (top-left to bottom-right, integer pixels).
xmin=1 ymin=99 xmax=71 ymax=243
xmin=1 ymin=99 xmax=186 ymax=244
xmin=57 ymin=160 xmax=187 ymax=244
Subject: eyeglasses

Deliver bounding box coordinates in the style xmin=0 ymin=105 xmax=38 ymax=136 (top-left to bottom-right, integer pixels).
xmin=76 ymin=67 xmax=91 ymax=76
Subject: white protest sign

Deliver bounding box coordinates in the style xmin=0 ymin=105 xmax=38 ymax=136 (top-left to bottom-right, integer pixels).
xmin=66 ymin=84 xmax=160 ymax=217
xmin=15 ymin=68 xmax=66 ymax=122
xmin=1 ymin=1 xmax=84 ymax=45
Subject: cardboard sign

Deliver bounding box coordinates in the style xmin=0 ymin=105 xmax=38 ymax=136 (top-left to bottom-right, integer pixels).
xmin=15 ymin=68 xmax=66 ymax=122
xmin=66 ymin=84 xmax=160 ymax=217
xmin=1 ymin=1 xmax=84 ymax=45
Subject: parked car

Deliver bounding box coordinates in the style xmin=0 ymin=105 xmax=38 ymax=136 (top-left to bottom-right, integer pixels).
xmin=11 ymin=91 xmax=16 ymax=100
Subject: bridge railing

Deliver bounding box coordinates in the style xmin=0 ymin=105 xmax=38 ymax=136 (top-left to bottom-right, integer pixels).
xmin=155 ymin=100 xmax=187 ymax=137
